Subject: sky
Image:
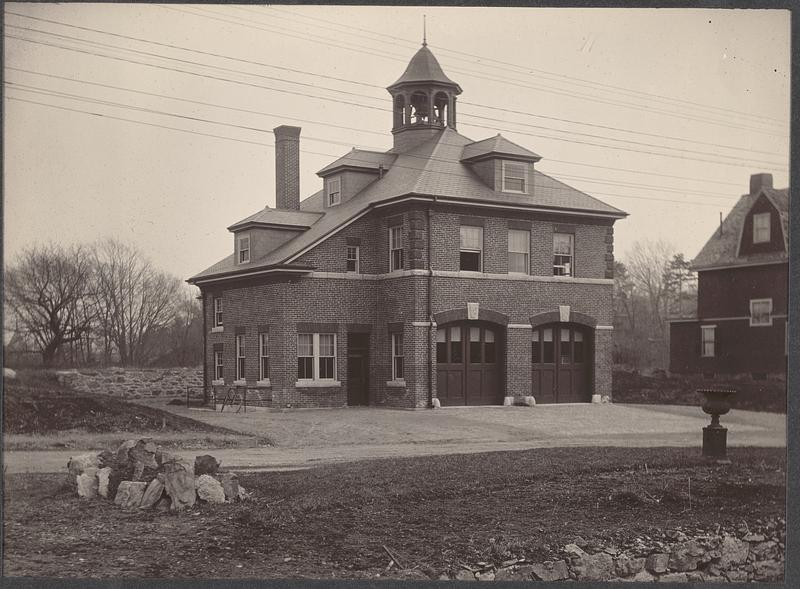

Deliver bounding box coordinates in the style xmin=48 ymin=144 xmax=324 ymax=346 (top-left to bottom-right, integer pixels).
xmin=3 ymin=4 xmax=791 ymax=282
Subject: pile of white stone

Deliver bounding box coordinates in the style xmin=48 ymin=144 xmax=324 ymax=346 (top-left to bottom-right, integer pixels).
xmin=67 ymin=439 xmax=248 ymax=511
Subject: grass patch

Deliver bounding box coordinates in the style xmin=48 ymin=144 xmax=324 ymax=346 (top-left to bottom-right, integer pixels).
xmin=3 ymin=446 xmax=785 ymax=579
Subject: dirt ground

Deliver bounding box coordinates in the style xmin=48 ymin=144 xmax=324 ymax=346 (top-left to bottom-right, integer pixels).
xmin=3 ymin=446 xmax=785 ymax=580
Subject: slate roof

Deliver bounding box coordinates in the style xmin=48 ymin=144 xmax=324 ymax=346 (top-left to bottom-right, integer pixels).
xmin=691 ymin=187 xmax=789 ymax=270
xmin=461 ymin=134 xmax=541 ymax=162
xmin=388 ymin=44 xmax=462 ymax=92
xmin=317 ymin=149 xmax=398 ymax=175
xmin=227 ymin=207 xmax=323 ymax=231
xmin=189 ymin=128 xmax=627 ymax=283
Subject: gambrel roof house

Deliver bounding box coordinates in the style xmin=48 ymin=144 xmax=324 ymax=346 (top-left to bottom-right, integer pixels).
xmin=189 ymin=43 xmax=627 ymax=408
xmin=670 ymin=173 xmax=789 ymax=378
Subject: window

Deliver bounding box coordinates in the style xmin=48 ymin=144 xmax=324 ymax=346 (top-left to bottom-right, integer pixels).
xmin=484 ymin=329 xmax=496 ymax=363
xmin=346 ymin=245 xmax=360 ymax=273
xmin=238 ymin=235 xmax=250 ymax=264
xmin=235 ymin=334 xmax=246 ymax=381
xmin=542 ymin=328 xmax=554 ymax=363
xmin=508 ymin=229 xmax=530 ymax=274
xmin=213 ymin=297 xmax=223 ymax=327
xmin=327 ymin=177 xmax=341 ymax=207
xmin=469 ymin=327 xmax=482 ymax=363
xmin=553 ymin=233 xmax=574 ymax=276
xmin=259 ymin=333 xmax=270 ymax=381
xmin=389 ymin=226 xmax=404 ymax=271
xmin=502 ymin=161 xmax=527 ymax=193
xmin=214 ymin=351 xmax=224 ymax=381
xmin=531 ymin=330 xmax=540 ymax=363
xmin=460 ymin=225 xmax=483 ymax=271
xmin=573 ymin=331 xmax=584 ymax=363
xmin=701 ymin=325 xmax=716 ymax=357
xmin=750 ymin=298 xmax=773 ymax=326
xmin=297 ymin=333 xmax=337 ymax=381
xmin=560 ymin=328 xmax=571 ymax=364
xmin=391 ymin=333 xmax=404 ymax=380
xmin=436 ymin=328 xmax=447 ymax=363
xmin=753 ymin=212 xmax=771 ymax=243
xmin=450 ymin=326 xmax=463 ymax=363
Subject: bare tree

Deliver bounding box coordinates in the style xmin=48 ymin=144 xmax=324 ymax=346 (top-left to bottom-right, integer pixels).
xmin=624 ymin=239 xmax=677 ymax=339
xmin=92 ymin=239 xmax=182 ymax=366
xmin=4 ymin=243 xmax=96 ymax=367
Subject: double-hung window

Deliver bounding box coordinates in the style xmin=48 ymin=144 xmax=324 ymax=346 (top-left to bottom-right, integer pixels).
xmin=750 ymin=298 xmax=773 ymax=326
xmin=501 ymin=161 xmax=527 ymax=193
xmin=508 ymin=229 xmax=530 ymax=274
xmin=214 ymin=350 xmax=224 ymax=381
xmin=238 ymin=235 xmax=250 ymax=264
xmin=753 ymin=212 xmax=770 ymax=243
xmin=460 ymin=225 xmax=483 ymax=271
xmin=213 ymin=298 xmax=223 ymax=328
xmin=391 ymin=332 xmax=404 ymax=380
xmin=389 ymin=226 xmax=404 ymax=271
xmin=327 ymin=177 xmax=341 ymax=207
xmin=553 ymin=233 xmax=574 ymax=276
xmin=235 ymin=334 xmax=246 ymax=381
xmin=700 ymin=325 xmax=716 ymax=357
xmin=297 ymin=333 xmax=337 ymax=381
xmin=259 ymin=333 xmax=270 ymax=381
xmin=346 ymin=245 xmax=360 ymax=273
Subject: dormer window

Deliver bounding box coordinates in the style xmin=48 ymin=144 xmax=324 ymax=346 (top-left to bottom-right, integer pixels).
xmin=502 ymin=161 xmax=527 ymax=193
xmin=238 ymin=235 xmax=251 ymax=264
xmin=753 ymin=212 xmax=770 ymax=243
xmin=326 ymin=177 xmax=341 ymax=207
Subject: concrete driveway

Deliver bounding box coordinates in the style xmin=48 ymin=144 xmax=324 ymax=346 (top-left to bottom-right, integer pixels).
xmin=4 ymin=403 xmax=785 ymax=474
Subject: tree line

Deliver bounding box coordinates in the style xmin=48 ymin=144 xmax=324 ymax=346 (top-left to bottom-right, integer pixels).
xmin=5 ymin=239 xmax=202 ymax=368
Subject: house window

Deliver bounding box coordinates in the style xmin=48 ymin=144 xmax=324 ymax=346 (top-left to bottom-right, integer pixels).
xmin=235 ymin=334 xmax=246 ymax=381
xmin=238 ymin=235 xmax=250 ymax=264
xmin=391 ymin=332 xmax=404 ymax=380
xmin=508 ymin=229 xmax=530 ymax=274
xmin=389 ymin=226 xmax=404 ymax=271
xmin=502 ymin=160 xmax=527 ymax=193
xmin=750 ymin=298 xmax=773 ymax=326
xmin=214 ymin=350 xmax=224 ymax=381
xmin=460 ymin=225 xmax=483 ymax=271
xmin=259 ymin=333 xmax=270 ymax=381
xmin=701 ymin=325 xmax=715 ymax=357
xmin=753 ymin=212 xmax=770 ymax=243
xmin=213 ymin=297 xmax=223 ymax=327
xmin=297 ymin=333 xmax=337 ymax=381
xmin=327 ymin=177 xmax=341 ymax=207
xmin=553 ymin=233 xmax=574 ymax=276
xmin=346 ymin=245 xmax=360 ymax=273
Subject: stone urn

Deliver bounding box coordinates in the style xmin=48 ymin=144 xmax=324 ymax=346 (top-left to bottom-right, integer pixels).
xmin=698 ymin=388 xmax=737 ymax=458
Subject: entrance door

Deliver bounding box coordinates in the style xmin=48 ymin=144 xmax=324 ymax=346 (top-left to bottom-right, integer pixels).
xmin=347 ymin=333 xmax=369 ymax=406
xmin=531 ymin=323 xmax=591 ymax=403
xmin=436 ymin=322 xmax=501 ymax=406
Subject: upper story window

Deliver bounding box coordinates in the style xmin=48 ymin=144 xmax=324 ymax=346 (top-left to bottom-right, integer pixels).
xmin=326 ymin=177 xmax=341 ymax=207
xmin=508 ymin=229 xmax=530 ymax=274
xmin=753 ymin=212 xmax=771 ymax=243
xmin=700 ymin=325 xmax=716 ymax=357
xmin=213 ymin=297 xmax=223 ymax=327
xmin=750 ymin=298 xmax=773 ymax=327
xmin=389 ymin=226 xmax=404 ymax=272
xmin=238 ymin=235 xmax=251 ymax=264
xmin=297 ymin=333 xmax=337 ymax=381
xmin=235 ymin=334 xmax=246 ymax=381
xmin=553 ymin=233 xmax=574 ymax=276
xmin=501 ymin=161 xmax=528 ymax=193
xmin=346 ymin=245 xmax=360 ymax=273
xmin=460 ymin=225 xmax=483 ymax=272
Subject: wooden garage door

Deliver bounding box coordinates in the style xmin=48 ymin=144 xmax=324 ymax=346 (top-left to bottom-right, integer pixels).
xmin=531 ymin=323 xmax=591 ymax=403
xmin=436 ymin=323 xmax=501 ymax=406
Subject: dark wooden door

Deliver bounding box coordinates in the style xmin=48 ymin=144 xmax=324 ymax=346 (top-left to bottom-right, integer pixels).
xmin=437 ymin=323 xmax=501 ymax=406
xmin=532 ymin=324 xmax=591 ymax=403
xmin=347 ymin=333 xmax=369 ymax=406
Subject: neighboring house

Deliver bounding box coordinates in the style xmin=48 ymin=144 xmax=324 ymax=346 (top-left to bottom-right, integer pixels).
xmin=188 ymin=43 xmax=627 ymax=408
xmin=669 ymin=173 xmax=789 ymax=378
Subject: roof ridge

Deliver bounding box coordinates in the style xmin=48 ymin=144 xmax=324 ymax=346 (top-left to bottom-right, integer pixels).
xmin=410 ymin=128 xmax=455 ymax=194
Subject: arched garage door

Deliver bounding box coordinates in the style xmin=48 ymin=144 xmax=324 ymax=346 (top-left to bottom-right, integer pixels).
xmin=436 ymin=322 xmax=503 ymax=406
xmin=531 ymin=323 xmax=592 ymax=403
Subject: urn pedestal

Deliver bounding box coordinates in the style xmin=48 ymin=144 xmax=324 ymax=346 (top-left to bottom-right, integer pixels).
xmin=698 ymin=389 xmax=736 ymax=459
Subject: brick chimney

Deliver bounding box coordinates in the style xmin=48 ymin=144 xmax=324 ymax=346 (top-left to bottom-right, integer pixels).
xmin=274 ymin=125 xmax=301 ymax=210
xmin=749 ymin=173 xmax=773 ymax=195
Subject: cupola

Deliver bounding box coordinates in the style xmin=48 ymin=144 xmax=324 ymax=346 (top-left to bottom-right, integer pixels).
xmin=387 ymin=42 xmax=462 ymax=152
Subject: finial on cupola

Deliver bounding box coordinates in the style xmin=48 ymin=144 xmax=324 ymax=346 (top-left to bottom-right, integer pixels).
xmin=423 ymin=15 xmax=427 ymax=46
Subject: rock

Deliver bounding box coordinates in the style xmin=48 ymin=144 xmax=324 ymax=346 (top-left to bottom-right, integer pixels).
xmin=563 ymin=543 xmax=586 ymax=557
xmin=67 ymin=453 xmax=100 ymax=478
xmin=494 ymin=566 xmax=530 ymax=581
xmin=129 ymin=439 xmax=158 ymax=479
xmin=530 ymin=560 xmax=569 ymax=581
xmin=645 ymin=553 xmax=669 ymax=574
xmin=216 ymin=472 xmax=240 ymax=501
xmin=503 ymin=396 xmax=513 ymax=406
xmin=719 ymin=536 xmax=749 ymax=567
xmin=744 ymin=533 xmax=766 ymax=542
xmin=97 ymin=467 xmax=112 ymax=498
xmin=623 ymin=570 xmax=655 ymax=582
xmin=4 ymin=367 xmax=17 ymax=379
xmin=237 ymin=484 xmax=250 ymax=501
xmin=194 ymin=455 xmax=220 ymax=476
xmin=114 ymin=481 xmax=147 ymax=508
xmin=395 ymin=569 xmax=429 ymax=580
xmin=96 ymin=450 xmax=114 ymax=469
xmin=431 ymin=398 xmax=441 ymax=408
xmin=139 ymin=478 xmax=166 ymax=509
xmin=687 ymin=572 xmax=706 ymax=582
xmin=750 ymin=540 xmax=780 ymax=560
xmin=454 ymin=569 xmax=476 ymax=581
xmin=615 ymin=555 xmax=645 ymax=577
xmin=722 ymin=570 xmax=749 ymax=583
xmin=659 ymin=572 xmax=688 ymax=583
xmin=753 ymin=559 xmax=783 ymax=582
xmin=573 ymin=536 xmax=588 ymax=548
xmin=76 ymin=468 xmax=99 ymax=499
xmin=522 ymin=395 xmax=536 ymax=406
xmin=668 ymin=540 xmax=705 ymax=572
xmin=154 ymin=497 xmax=171 ymax=512
xmin=196 ymin=474 xmax=226 ymax=504
xmin=163 ymin=460 xmax=196 ymax=511
xmin=475 ymin=571 xmax=495 ymax=581
xmin=115 ymin=440 xmax=137 ymax=464
xmin=572 ymin=552 xmax=614 ymax=581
